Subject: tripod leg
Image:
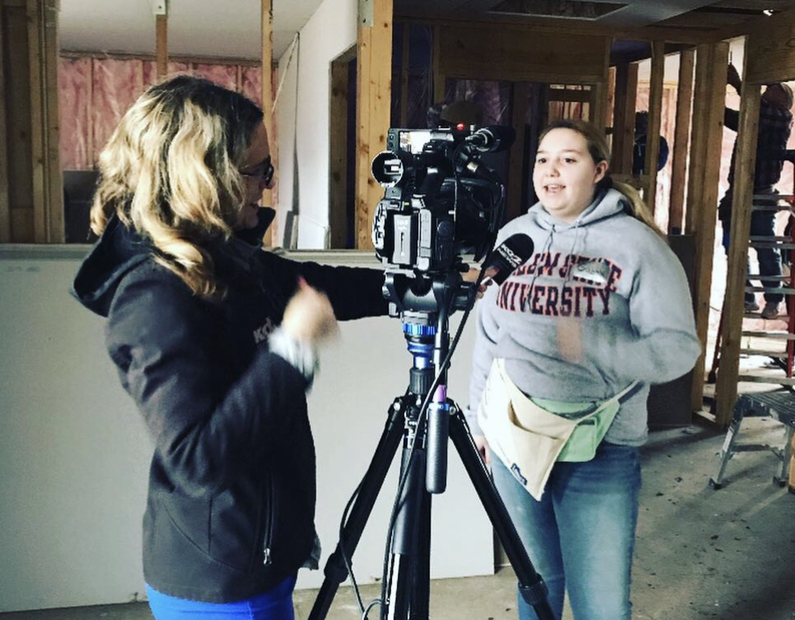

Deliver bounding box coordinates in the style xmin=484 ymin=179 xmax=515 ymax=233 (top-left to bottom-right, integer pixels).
xmin=447 ymin=406 xmax=557 ymax=620
xmin=384 ymin=436 xmax=432 ymax=620
xmin=411 ymin=491 xmax=431 ymax=620
xmin=308 ymin=399 xmax=406 ymax=620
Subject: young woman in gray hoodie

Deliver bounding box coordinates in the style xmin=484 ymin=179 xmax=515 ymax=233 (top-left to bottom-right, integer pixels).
xmin=467 ymin=119 xmax=701 ymax=620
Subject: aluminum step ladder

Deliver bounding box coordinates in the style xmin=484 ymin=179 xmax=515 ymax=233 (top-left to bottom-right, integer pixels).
xmin=710 ymin=389 xmax=795 ymax=489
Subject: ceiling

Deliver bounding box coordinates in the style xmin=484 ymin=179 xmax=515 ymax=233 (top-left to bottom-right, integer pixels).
xmin=58 ymin=0 xmax=322 ymax=60
xmin=58 ymin=0 xmax=795 ymax=61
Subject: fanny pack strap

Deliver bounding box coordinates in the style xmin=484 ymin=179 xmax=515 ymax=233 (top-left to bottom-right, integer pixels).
xmin=604 ymin=380 xmax=641 ymax=410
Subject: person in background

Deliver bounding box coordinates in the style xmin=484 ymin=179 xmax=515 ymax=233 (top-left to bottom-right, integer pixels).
xmin=719 ymin=63 xmax=793 ymax=319
xmin=71 ymin=75 xmax=389 ymax=620
xmin=467 ymin=119 xmax=701 ymax=620
xmin=631 ymin=111 xmax=669 ymax=175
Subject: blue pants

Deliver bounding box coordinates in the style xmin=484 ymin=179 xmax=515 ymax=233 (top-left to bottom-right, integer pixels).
xmin=722 ymin=213 xmax=783 ymax=304
xmin=146 ymin=575 xmax=296 ymax=620
xmin=491 ymin=442 xmax=641 ymax=620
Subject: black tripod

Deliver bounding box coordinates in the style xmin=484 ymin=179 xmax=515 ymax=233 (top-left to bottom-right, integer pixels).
xmin=308 ymin=272 xmax=555 ymax=620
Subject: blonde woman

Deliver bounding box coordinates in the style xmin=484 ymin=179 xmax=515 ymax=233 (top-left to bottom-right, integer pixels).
xmin=467 ymin=120 xmax=701 ymax=620
xmin=72 ymin=75 xmax=388 ymax=620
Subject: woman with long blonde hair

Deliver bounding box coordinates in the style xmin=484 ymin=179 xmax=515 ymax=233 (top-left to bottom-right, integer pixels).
xmin=73 ymin=75 xmax=388 ymax=620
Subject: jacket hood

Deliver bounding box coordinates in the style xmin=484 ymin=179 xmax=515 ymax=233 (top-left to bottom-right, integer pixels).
xmin=71 ymin=215 xmax=151 ymax=317
xmin=531 ymin=187 xmax=629 ymax=230
xmin=71 ymin=207 xmax=277 ymax=317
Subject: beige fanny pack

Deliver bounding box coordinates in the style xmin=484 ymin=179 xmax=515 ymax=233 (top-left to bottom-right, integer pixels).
xmin=477 ymin=359 xmax=637 ymax=500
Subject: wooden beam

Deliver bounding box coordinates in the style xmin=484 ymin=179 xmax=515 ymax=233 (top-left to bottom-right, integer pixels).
xmin=744 ymin=10 xmax=795 ymax=85
xmin=644 ymin=41 xmax=666 ymax=213
xmin=687 ymin=42 xmax=729 ymax=417
xmin=606 ymin=65 xmax=616 ymax=131
xmin=685 ymin=50 xmax=706 ymax=236
xmin=669 ymin=48 xmax=695 ymax=234
xmin=506 ymin=81 xmax=529 ymax=222
xmin=260 ymin=0 xmax=274 ymax=246
xmin=715 ymin=63 xmax=762 ymax=427
xmin=42 ymin=0 xmax=62 ymax=242
xmin=27 ymin=0 xmax=46 ymax=243
xmin=10 ymin=207 xmax=34 ymax=240
xmin=87 ymin=59 xmax=95 ymax=168
xmin=329 ymin=58 xmax=350 ymax=249
xmin=355 ymin=0 xmax=393 ymax=250
xmin=611 ymin=62 xmax=637 ymax=175
xmin=0 ymin=2 xmax=10 ymax=242
xmin=2 ymin=7 xmax=27 ymax=237
xmin=712 ymin=6 xmax=795 ymax=46
xmin=4 ymin=3 xmax=33 ymax=242
xmin=19 ymin=0 xmax=63 ymax=243
xmin=156 ymin=15 xmax=168 ymax=79
xmin=436 ymin=23 xmax=609 ymax=84
xmin=395 ymin=14 xmax=716 ymax=46
xmin=589 ymin=37 xmax=612 ymax=132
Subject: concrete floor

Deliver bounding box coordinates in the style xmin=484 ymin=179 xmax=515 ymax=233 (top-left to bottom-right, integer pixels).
xmin=2 ymin=417 xmax=794 ymax=620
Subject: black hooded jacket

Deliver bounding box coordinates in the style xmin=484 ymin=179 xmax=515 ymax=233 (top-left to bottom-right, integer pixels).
xmin=71 ymin=211 xmax=388 ymax=602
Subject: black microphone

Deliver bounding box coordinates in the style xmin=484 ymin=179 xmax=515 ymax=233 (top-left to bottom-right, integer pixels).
xmin=483 ymin=233 xmax=534 ymax=285
xmin=466 ymin=125 xmax=517 ymax=153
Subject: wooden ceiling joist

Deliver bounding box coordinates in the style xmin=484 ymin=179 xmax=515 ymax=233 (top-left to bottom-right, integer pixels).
xmin=149 ymin=0 xmax=168 ymax=79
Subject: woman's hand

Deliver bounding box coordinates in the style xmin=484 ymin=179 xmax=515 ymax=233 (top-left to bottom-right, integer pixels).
xmin=281 ymin=277 xmax=339 ymax=347
xmin=557 ymin=316 xmax=583 ymax=363
xmin=462 ymin=266 xmax=491 ymax=299
xmin=474 ymin=434 xmax=491 ymax=466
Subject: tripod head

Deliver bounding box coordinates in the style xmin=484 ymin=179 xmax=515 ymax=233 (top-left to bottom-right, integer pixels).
xmin=382 ymin=266 xmax=476 ymax=319
xmin=381 ymin=268 xmax=479 ymax=496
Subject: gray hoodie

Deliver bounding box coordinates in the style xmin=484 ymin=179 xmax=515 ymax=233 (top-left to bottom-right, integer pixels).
xmin=467 ymin=187 xmax=702 ymax=446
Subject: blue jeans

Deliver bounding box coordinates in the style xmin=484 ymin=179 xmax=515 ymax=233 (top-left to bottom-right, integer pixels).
xmin=146 ymin=575 xmax=296 ymax=620
xmin=491 ymin=442 xmax=641 ymax=620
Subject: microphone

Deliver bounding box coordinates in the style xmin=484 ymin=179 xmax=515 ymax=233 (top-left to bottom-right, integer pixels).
xmin=466 ymin=126 xmax=517 ymax=153
xmin=483 ymin=233 xmax=534 ymax=285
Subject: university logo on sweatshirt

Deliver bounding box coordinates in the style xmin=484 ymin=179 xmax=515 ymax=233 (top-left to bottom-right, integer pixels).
xmin=497 ymin=252 xmax=624 ymax=317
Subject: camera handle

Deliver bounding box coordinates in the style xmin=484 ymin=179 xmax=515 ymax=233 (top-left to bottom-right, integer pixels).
xmin=308 ymin=305 xmax=555 ymax=620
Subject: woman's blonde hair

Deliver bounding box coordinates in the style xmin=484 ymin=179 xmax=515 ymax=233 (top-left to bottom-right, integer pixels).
xmin=90 ymin=75 xmax=264 ymax=298
xmin=538 ymin=119 xmax=664 ymax=237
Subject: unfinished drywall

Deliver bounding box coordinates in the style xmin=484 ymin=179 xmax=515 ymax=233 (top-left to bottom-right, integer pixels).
xmin=0 ymin=247 xmax=493 ymax=612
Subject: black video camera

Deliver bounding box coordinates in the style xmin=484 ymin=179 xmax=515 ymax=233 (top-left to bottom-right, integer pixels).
xmin=370 ymin=125 xmax=511 ymax=276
